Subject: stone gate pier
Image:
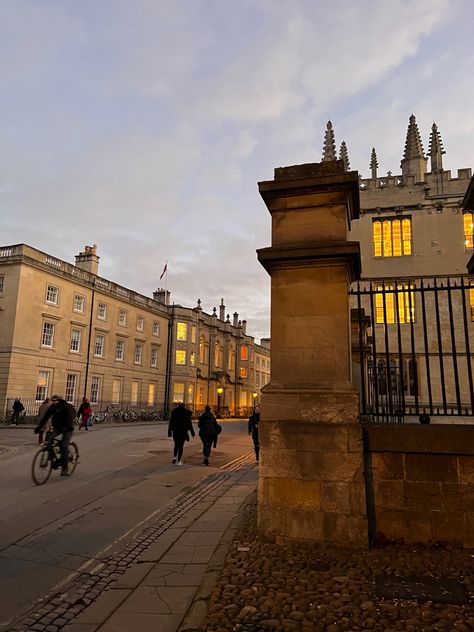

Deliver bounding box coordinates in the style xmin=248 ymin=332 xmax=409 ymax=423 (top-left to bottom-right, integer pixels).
xmin=257 ymin=160 xmax=368 ymax=546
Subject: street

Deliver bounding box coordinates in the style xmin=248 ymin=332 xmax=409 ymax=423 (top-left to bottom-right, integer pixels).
xmin=0 ymin=420 xmax=252 ymax=629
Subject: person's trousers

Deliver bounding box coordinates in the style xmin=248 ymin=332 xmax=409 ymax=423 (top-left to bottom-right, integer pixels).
xmin=48 ymin=430 xmax=73 ymax=470
xmin=173 ymin=438 xmax=185 ymax=461
xmin=201 ymin=438 xmax=213 ymax=459
xmin=251 ymin=432 xmax=260 ymax=461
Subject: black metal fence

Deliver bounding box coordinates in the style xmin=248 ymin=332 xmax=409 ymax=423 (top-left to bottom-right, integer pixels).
xmin=350 ymin=276 xmax=474 ymax=422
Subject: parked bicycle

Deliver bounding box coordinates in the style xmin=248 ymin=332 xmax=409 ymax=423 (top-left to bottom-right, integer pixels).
xmin=31 ymin=435 xmax=79 ymax=485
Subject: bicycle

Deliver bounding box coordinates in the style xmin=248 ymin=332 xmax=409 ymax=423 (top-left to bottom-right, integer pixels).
xmin=31 ymin=435 xmax=79 ymax=485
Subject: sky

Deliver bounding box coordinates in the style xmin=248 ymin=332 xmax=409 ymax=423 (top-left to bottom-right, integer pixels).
xmin=1 ymin=0 xmax=473 ymax=343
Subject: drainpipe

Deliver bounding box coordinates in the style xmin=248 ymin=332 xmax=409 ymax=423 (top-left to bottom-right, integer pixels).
xmin=83 ymin=279 xmax=96 ymax=400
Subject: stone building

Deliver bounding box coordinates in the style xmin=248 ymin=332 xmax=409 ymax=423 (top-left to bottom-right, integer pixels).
xmin=327 ymin=115 xmax=474 ymax=416
xmin=0 ymin=243 xmax=270 ymax=418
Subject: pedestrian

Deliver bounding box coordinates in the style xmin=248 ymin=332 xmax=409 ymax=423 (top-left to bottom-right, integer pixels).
xmin=34 ymin=395 xmax=76 ymax=476
xmin=168 ymin=402 xmax=195 ymax=465
xmin=78 ymin=397 xmax=92 ymax=431
xmin=11 ymin=398 xmax=25 ymax=426
xmin=37 ymin=397 xmax=51 ymax=445
xmin=248 ymin=405 xmax=260 ymax=462
xmin=198 ymin=405 xmax=219 ymax=466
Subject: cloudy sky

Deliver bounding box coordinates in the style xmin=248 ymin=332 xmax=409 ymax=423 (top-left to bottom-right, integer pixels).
xmin=1 ymin=0 xmax=473 ymax=342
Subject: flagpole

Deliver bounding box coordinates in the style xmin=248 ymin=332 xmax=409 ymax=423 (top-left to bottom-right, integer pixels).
xmin=165 ymin=259 xmax=168 ymax=297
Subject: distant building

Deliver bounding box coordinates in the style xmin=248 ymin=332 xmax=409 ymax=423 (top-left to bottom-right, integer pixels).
xmin=0 ymin=243 xmax=270 ymax=418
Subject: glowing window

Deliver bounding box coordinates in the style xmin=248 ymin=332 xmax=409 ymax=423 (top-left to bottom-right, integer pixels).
xmin=375 ymin=283 xmax=415 ymax=324
xmin=240 ymin=346 xmax=248 ymax=361
xmin=147 ymin=383 xmax=155 ymax=406
xmin=177 ymin=322 xmax=187 ymax=341
xmin=240 ymin=366 xmax=248 ymax=379
xmin=373 ymin=218 xmax=412 ymax=257
xmin=176 ymin=349 xmax=186 ymax=365
xmin=464 ymin=212 xmax=474 ymax=250
xmin=173 ymin=382 xmax=185 ymax=403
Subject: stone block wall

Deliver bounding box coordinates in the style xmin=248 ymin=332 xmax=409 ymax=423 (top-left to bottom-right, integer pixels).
xmin=364 ymin=424 xmax=474 ymax=548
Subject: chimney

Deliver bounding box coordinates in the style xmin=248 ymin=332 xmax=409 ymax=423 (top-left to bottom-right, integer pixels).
xmin=219 ymin=298 xmax=225 ymax=321
xmin=242 ymin=319 xmax=247 ymax=334
xmin=75 ymin=244 xmax=99 ymax=275
xmin=153 ymin=288 xmax=170 ymax=305
xmin=233 ymin=312 xmax=239 ymax=327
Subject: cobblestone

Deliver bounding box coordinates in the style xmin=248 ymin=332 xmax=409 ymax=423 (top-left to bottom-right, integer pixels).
xmin=202 ymin=497 xmax=474 ymax=632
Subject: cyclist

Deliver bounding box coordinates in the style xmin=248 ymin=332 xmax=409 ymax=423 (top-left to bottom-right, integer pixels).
xmin=34 ymin=395 xmax=76 ymax=475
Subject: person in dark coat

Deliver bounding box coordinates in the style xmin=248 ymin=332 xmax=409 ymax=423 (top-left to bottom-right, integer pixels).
xmin=34 ymin=395 xmax=76 ymax=475
xmin=11 ymin=398 xmax=25 ymax=426
xmin=198 ymin=405 xmax=219 ymax=466
xmin=168 ymin=403 xmax=195 ymax=465
xmin=248 ymin=405 xmax=260 ymax=462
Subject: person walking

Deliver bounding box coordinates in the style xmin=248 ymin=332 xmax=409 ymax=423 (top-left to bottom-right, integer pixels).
xmin=78 ymin=397 xmax=92 ymax=431
xmin=37 ymin=397 xmax=51 ymax=445
xmin=168 ymin=402 xmax=195 ymax=465
xmin=198 ymin=405 xmax=219 ymax=466
xmin=34 ymin=395 xmax=76 ymax=475
xmin=11 ymin=398 xmax=25 ymax=426
xmin=248 ymin=405 xmax=260 ymax=463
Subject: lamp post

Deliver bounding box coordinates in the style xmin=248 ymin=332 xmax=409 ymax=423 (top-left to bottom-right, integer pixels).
xmin=217 ymin=386 xmax=223 ymax=417
xmin=252 ymin=391 xmax=257 ymax=412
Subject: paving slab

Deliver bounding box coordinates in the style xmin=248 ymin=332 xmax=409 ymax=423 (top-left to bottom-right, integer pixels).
xmin=112 ymin=562 xmax=154 ymax=589
xmin=73 ymin=589 xmax=131 ymax=625
xmin=100 ymin=612 xmax=182 ymax=632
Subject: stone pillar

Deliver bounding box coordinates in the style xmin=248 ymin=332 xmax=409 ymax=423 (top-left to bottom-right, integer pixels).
xmin=257 ymin=160 xmax=368 ymax=546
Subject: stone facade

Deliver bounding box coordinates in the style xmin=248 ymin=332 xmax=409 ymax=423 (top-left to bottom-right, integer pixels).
xmin=0 ymin=244 xmax=270 ymax=417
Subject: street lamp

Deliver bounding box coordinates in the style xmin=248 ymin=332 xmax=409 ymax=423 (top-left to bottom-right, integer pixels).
xmin=217 ymin=386 xmax=223 ymax=417
xmin=252 ymin=391 xmax=257 ymax=412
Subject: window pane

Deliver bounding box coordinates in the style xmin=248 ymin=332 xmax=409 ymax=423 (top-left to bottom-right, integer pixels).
xmin=392 ymin=220 xmax=402 ymax=256
xmin=73 ymin=295 xmax=84 ymax=312
xmin=97 ymin=303 xmax=107 ymax=319
xmin=46 ymin=284 xmax=59 ymax=304
xmin=90 ymin=376 xmax=101 ymax=405
xmin=190 ymin=351 xmax=195 ymax=366
xmin=402 ymin=218 xmax=412 ymax=255
xmin=131 ymin=381 xmax=139 ymax=405
xmin=70 ymin=328 xmax=82 ymax=352
xmin=382 ymin=220 xmax=392 ymax=257
xmin=65 ymin=374 xmax=77 ymax=403
xmin=153 ymin=321 xmax=160 ymax=335
xmin=134 ymin=345 xmax=142 ymax=364
xmin=36 ymin=370 xmax=50 ymax=401
xmin=137 ymin=316 xmax=144 ymax=331
xmin=191 ymin=325 xmax=197 ymax=343
xmin=118 ymin=310 xmax=127 ymax=326
xmin=147 ymin=383 xmax=155 ymax=406
xmin=173 ymin=382 xmax=185 ymax=402
xmin=177 ymin=322 xmax=187 ymax=341
xmin=240 ymin=346 xmax=248 ymax=361
xmin=187 ymin=383 xmax=194 ymax=404
xmin=175 ymin=349 xmax=186 ymax=365
xmin=42 ymin=322 xmax=55 ymax=347
xmin=112 ymin=379 xmax=121 ymax=404
xmin=94 ymin=335 xmax=104 ymax=356
xmin=240 ymin=366 xmax=248 ymax=378
xmin=373 ymin=221 xmax=382 ymax=257
xmin=464 ymin=212 xmax=474 ymax=250
xmin=116 ymin=340 xmax=124 ymax=361
xmin=151 ymin=348 xmax=158 ymax=367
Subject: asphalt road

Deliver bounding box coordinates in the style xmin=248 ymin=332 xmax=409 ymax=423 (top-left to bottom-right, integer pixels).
xmin=0 ymin=420 xmax=252 ymax=629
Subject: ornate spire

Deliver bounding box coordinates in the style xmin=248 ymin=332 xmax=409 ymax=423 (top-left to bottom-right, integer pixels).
xmin=400 ymin=114 xmax=428 ymax=181
xmin=370 ymin=147 xmax=378 ymax=179
xmin=428 ymin=122 xmax=445 ymax=172
xmin=322 ymin=120 xmax=337 ymax=162
xmin=339 ymin=141 xmax=350 ymax=171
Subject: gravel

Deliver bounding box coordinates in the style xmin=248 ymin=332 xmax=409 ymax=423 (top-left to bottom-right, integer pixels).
xmin=202 ymin=495 xmax=473 ymax=632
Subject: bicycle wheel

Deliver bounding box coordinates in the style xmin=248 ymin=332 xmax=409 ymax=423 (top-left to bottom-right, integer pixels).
xmin=31 ymin=448 xmax=52 ymax=485
xmin=66 ymin=442 xmax=79 ymax=476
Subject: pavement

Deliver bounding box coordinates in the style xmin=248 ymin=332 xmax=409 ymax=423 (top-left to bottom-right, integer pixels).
xmin=6 ymin=454 xmax=258 ymax=632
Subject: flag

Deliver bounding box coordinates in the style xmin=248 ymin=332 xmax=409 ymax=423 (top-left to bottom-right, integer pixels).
xmin=159 ymin=261 xmax=167 ymax=280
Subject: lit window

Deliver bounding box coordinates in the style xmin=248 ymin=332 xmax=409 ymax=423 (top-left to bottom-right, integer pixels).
xmin=134 ymin=344 xmax=143 ymax=364
xmin=373 ymin=218 xmax=412 ymax=257
xmin=464 ymin=212 xmax=474 ymax=250
xmin=0 ymin=274 xmax=4 ymax=295
xmin=116 ymin=339 xmax=125 ymax=361
xmin=35 ymin=370 xmax=50 ymax=401
xmin=65 ymin=373 xmax=77 ymax=403
xmin=173 ymin=382 xmax=185 ymax=403
xmin=46 ymin=284 xmax=59 ymax=305
xmin=118 ymin=310 xmax=127 ymax=326
xmin=187 ymin=383 xmax=194 ymax=404
xmin=241 ymin=346 xmax=248 ymax=361
xmin=240 ymin=366 xmax=248 ymax=379
xmin=176 ymin=349 xmax=186 ymax=365
xmin=112 ymin=378 xmax=122 ymax=404
xmin=70 ymin=328 xmax=82 ymax=353
xmin=191 ymin=325 xmax=197 ymax=343
xmin=94 ymin=335 xmax=105 ymax=357
xmin=177 ymin=322 xmax=187 ymax=341
xmin=41 ymin=322 xmax=55 ymax=347
xmin=190 ymin=351 xmax=196 ymax=366
xmin=73 ymin=294 xmax=84 ymax=312
xmin=151 ymin=348 xmax=158 ymax=368
xmin=469 ymin=288 xmax=474 ymax=321
xmin=199 ymin=337 xmax=206 ymax=364
xmin=131 ymin=381 xmax=140 ymax=405
xmin=147 ymin=383 xmax=155 ymax=406
xmin=375 ymin=283 xmax=416 ymax=324
xmin=214 ymin=343 xmax=221 ymax=367
xmin=97 ymin=303 xmax=107 ymax=319
xmin=152 ymin=321 xmax=160 ymax=336
xmin=228 ymin=350 xmax=234 ymax=371
xmin=137 ymin=316 xmax=144 ymax=331
xmin=90 ymin=376 xmax=101 ymax=405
